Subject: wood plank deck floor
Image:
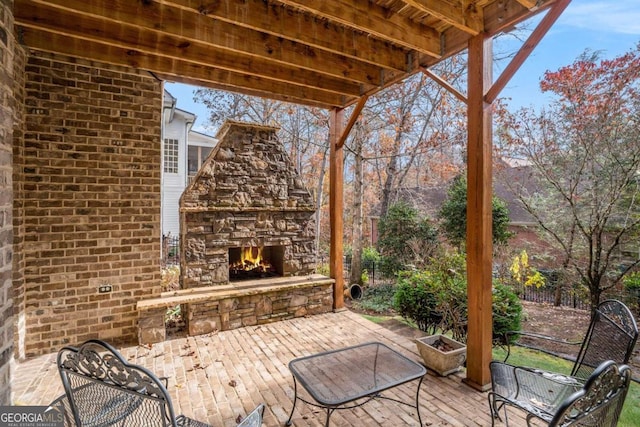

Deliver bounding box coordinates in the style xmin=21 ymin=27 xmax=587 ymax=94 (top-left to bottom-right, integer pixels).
xmin=11 ymin=310 xmax=524 ymax=426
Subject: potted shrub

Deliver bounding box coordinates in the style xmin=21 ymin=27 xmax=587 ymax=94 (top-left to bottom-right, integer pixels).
xmin=415 ymin=335 xmax=466 ymax=376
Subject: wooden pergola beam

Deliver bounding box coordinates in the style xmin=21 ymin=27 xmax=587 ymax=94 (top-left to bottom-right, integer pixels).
xmin=329 ymin=108 xmax=346 ymax=310
xmin=17 ymin=1 xmax=370 ymax=97
xmin=465 ymin=33 xmax=494 ymax=391
xmin=18 ymin=28 xmax=347 ymax=108
xmin=21 ymin=0 xmax=389 ymax=87
xmin=485 ymin=0 xmax=572 ymax=103
xmin=337 ymin=96 xmax=369 ymax=149
xmin=420 ymin=68 xmax=467 ymax=104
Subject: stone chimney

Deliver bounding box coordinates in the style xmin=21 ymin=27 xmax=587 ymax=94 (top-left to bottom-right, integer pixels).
xmin=179 ymin=121 xmax=317 ymax=288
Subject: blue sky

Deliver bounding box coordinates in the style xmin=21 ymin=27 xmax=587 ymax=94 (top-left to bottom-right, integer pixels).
xmin=165 ymin=0 xmax=640 ymax=134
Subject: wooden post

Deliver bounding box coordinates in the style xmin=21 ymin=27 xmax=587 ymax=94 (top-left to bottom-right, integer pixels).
xmin=465 ymin=33 xmax=494 ymax=391
xmin=329 ymin=108 xmax=345 ymax=310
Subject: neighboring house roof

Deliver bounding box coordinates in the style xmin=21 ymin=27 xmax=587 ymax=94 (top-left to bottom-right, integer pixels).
xmin=163 ymin=89 xmax=176 ymax=106
xmin=371 ymin=160 xmax=538 ymax=225
xmin=494 ymin=162 xmax=538 ymax=225
xmin=172 ymin=107 xmax=196 ymax=123
xmin=163 ymin=89 xmax=197 ymax=126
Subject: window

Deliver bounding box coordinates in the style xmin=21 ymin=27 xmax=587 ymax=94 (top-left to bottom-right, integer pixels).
xmin=188 ymin=146 xmax=214 ymax=175
xmin=164 ymin=138 xmax=179 ymax=173
xmin=188 ymin=146 xmax=199 ymax=175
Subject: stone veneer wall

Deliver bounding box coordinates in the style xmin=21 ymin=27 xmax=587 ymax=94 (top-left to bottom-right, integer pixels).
xmin=13 ymin=50 xmax=162 ymax=357
xmin=180 ymin=121 xmax=316 ymax=288
xmin=0 ymin=0 xmax=17 ymax=405
xmin=188 ymin=282 xmax=333 ymax=334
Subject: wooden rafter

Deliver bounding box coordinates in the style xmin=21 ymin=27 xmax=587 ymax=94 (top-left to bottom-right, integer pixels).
xmin=19 ymin=29 xmax=347 ymax=108
xmin=276 ymin=0 xmax=441 ymax=57
xmin=162 ymin=0 xmax=410 ymax=72
xmin=17 ymin=0 xmax=388 ymax=99
xmin=20 ymin=0 xmax=390 ymax=87
xmin=403 ymin=0 xmax=483 ymax=35
xmin=15 ymin=0 xmax=562 ymax=109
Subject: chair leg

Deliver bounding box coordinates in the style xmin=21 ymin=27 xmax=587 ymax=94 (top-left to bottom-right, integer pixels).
xmin=487 ymin=393 xmax=509 ymax=427
xmin=487 ymin=393 xmax=499 ymax=426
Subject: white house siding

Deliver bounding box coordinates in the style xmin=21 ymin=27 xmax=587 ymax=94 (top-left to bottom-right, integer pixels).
xmin=161 ymin=90 xmax=216 ymax=239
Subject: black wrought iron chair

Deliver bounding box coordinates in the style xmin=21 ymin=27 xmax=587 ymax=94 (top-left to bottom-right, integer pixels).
xmin=489 ymin=299 xmax=638 ymax=426
xmin=49 ymin=339 xmax=264 ymax=427
xmin=489 ymin=360 xmax=632 ymax=426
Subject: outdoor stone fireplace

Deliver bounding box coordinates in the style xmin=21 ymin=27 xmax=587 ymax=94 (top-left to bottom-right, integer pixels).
xmin=180 ymin=120 xmax=318 ymax=285
xmin=153 ymin=120 xmax=333 ymax=338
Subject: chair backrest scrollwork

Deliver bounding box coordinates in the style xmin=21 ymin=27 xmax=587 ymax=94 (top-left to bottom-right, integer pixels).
xmin=57 ymin=339 xmax=179 ymax=426
xmin=550 ymin=361 xmax=631 ymax=426
xmin=571 ymin=299 xmax=638 ymax=381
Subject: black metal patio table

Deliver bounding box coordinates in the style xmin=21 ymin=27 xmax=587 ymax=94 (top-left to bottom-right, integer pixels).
xmin=285 ymin=341 xmax=427 ymax=426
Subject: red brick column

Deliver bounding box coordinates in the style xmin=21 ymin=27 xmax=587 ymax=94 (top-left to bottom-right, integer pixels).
xmin=0 ymin=0 xmax=17 ymax=405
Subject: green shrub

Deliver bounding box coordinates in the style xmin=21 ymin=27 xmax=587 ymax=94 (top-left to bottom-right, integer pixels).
xmin=439 ymin=175 xmax=513 ymax=248
xmin=316 ymin=263 xmax=330 ymax=276
xmin=393 ymin=253 xmax=523 ymax=344
xmin=360 ymin=247 xmax=380 ymax=284
xmin=393 ymin=252 xmax=466 ymax=340
xmin=394 ymin=270 xmax=441 ymax=334
xmin=353 ymin=284 xmax=396 ymax=313
xmin=622 ymin=272 xmax=640 ymax=314
xmin=623 ymin=272 xmax=640 ymax=290
xmin=377 ymin=202 xmax=439 ymax=277
xmin=492 ymin=280 xmax=523 ymax=344
xmin=362 ymin=246 xmax=381 ymax=265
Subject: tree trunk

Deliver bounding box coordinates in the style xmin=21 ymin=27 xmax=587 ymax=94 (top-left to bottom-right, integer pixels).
xmin=589 ymin=277 xmax=602 ymax=316
xmin=315 ymin=139 xmax=329 ymax=263
xmin=379 ymin=153 xmax=397 ymax=220
xmin=350 ymin=127 xmax=364 ymax=285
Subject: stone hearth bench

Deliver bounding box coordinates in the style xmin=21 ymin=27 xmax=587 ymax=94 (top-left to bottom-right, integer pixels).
xmin=136 ymin=274 xmax=335 ymax=344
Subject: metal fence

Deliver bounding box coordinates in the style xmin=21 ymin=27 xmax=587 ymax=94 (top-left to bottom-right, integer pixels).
xmin=520 ymin=285 xmax=590 ymax=310
xmin=315 ymin=256 xmax=387 ymax=285
xmin=342 ymin=257 xmax=386 ymax=285
xmin=162 ymin=235 xmax=180 ymax=266
xmin=520 ymin=284 xmax=640 ymax=315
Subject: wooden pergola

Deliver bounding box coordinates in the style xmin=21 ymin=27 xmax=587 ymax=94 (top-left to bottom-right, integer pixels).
xmin=14 ymin=0 xmax=571 ymax=389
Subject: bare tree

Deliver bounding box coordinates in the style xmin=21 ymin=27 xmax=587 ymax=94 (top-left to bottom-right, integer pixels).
xmin=499 ymin=47 xmax=640 ymax=310
xmin=349 ymin=122 xmax=366 ymax=285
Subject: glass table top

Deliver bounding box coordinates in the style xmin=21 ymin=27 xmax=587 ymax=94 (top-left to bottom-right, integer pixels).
xmin=288 ymin=341 xmax=427 ymax=406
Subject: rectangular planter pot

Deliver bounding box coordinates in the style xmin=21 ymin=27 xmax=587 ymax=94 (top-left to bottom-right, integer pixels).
xmin=415 ymin=335 xmax=467 ymax=376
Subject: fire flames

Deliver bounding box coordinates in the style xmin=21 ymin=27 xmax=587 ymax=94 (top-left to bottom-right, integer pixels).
xmin=230 ymin=246 xmax=272 ymax=272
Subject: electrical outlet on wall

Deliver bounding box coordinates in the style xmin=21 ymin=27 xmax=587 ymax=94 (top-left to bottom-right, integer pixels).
xmin=98 ymin=284 xmax=113 ymax=293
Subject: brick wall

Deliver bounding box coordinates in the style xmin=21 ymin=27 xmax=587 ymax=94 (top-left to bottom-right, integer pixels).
xmin=14 ymin=50 xmax=163 ymax=357
xmin=0 ymin=0 xmax=16 ymax=405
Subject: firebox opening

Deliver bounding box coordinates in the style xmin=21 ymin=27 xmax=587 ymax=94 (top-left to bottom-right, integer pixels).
xmin=228 ymin=246 xmax=284 ymax=282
